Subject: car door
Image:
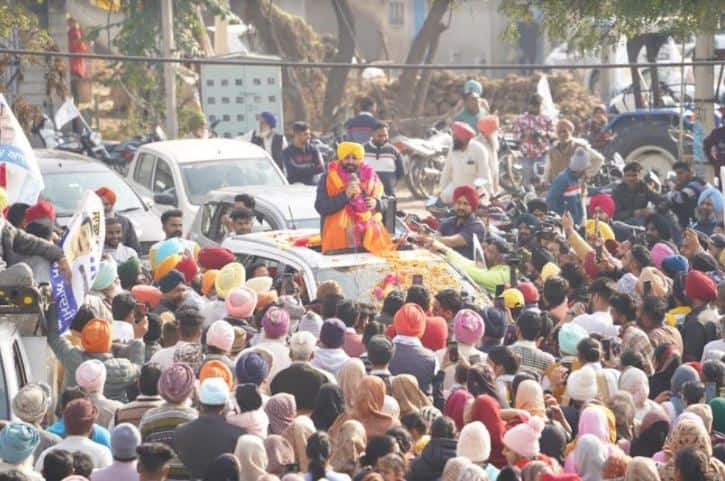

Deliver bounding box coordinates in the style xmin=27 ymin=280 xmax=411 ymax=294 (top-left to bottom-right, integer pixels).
xmin=150 ymin=156 xmax=178 ymax=217
xmin=131 ymin=152 xmax=156 ymax=199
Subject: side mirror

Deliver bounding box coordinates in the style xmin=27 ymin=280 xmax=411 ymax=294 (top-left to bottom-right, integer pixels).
xmin=142 ymin=196 xmax=154 ymax=209
xmin=153 ymin=191 xmax=177 ymax=206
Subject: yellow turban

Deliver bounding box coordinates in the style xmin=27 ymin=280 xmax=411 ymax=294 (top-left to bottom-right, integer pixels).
xmin=337 ymin=142 xmax=364 ymax=161
xmin=541 ymin=262 xmax=561 ymax=281
xmin=0 ymin=188 xmax=7 ymax=211
xmin=585 ymin=219 xmax=615 ymax=242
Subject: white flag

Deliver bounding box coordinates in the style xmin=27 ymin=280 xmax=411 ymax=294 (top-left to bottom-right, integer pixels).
xmin=54 ymin=97 xmax=81 ymax=129
xmin=0 ymin=94 xmax=44 ymax=204
xmin=537 ymin=74 xmax=559 ymax=121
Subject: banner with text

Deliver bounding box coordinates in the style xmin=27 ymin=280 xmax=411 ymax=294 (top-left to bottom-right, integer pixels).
xmin=50 ymin=191 xmax=105 ymax=332
xmin=0 ymin=94 xmax=44 ymax=205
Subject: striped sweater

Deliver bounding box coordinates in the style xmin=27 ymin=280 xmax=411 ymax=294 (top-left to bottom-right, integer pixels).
xmin=138 ymin=403 xmax=198 ymax=480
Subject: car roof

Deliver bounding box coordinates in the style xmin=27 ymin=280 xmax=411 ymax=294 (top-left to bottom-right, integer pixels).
xmin=35 ymin=149 xmax=109 ymax=173
xmin=139 ymin=138 xmax=269 ymax=163
xmin=223 ymin=229 xmax=445 ymax=270
xmin=204 ymin=185 xmax=319 ymax=221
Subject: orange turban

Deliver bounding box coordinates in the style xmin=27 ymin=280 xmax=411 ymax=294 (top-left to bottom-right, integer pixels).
xmin=199 ymin=360 xmax=233 ymax=390
xmin=81 ymin=319 xmax=112 ymax=353
xmin=95 ymin=187 xmax=117 ymax=205
xmin=201 ymin=270 xmax=219 ymax=296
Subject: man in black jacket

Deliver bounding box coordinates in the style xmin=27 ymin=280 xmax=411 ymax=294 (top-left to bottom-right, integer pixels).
xmin=281 ymin=121 xmax=324 ymax=185
xmin=611 ymin=162 xmax=662 ymax=224
xmin=174 ymin=378 xmax=244 ymax=479
xmin=364 ymin=122 xmax=404 ymax=197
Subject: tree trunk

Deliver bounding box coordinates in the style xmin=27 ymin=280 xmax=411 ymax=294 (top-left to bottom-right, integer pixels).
xmin=322 ymin=0 xmax=355 ymax=125
xmin=626 ymin=35 xmax=645 ymax=109
xmin=396 ymin=0 xmax=452 ymax=117
xmin=644 ymin=33 xmax=668 ymax=107
xmin=238 ymin=0 xmax=307 ymax=122
xmin=412 ymin=25 xmax=445 ymax=117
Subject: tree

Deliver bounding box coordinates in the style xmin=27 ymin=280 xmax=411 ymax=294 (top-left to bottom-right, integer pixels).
xmin=499 ymin=1 xmax=722 ymax=106
xmin=395 ymin=0 xmax=453 ymax=117
xmin=322 ymin=0 xmax=355 ymax=121
xmin=0 ymin=2 xmax=54 ymax=131
xmin=100 ymin=0 xmax=237 ymax=132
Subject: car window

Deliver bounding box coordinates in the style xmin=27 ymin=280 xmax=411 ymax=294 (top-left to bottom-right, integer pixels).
xmin=200 ymin=202 xmax=216 ymax=238
xmin=134 ymin=153 xmax=155 ymax=189
xmin=153 ymin=158 xmax=175 ymax=193
xmin=12 ymin=340 xmax=27 ymax=387
xmin=213 ymin=203 xmax=271 ymax=242
xmin=0 ymin=350 xmax=8 ymax=420
xmin=42 ymin=170 xmax=145 ymax=217
xmin=180 ymin=158 xmax=286 ymax=205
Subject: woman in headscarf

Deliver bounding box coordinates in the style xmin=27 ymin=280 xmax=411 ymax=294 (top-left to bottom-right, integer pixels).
xmin=514 ymin=380 xmax=547 ymax=419
xmin=468 ymin=363 xmax=507 ymax=408
xmin=623 ymin=457 xmax=660 ymax=481
xmin=203 ymin=453 xmax=241 ymax=481
xmin=662 ymin=364 xmax=701 ymax=421
xmin=649 ymin=343 xmax=682 ymax=400
xmin=441 ymin=457 xmax=472 ymax=481
xmin=629 ymin=407 xmax=671 ymax=458
xmin=282 ymin=416 xmax=316 ymax=473
xmin=686 ymin=403 xmax=714 ymax=433
xmin=329 ymin=420 xmax=367 ymax=476
xmin=264 ymin=436 xmax=295 ymax=477
xmin=564 ymin=406 xmax=616 ymax=473
xmin=337 ymin=358 xmax=366 ymax=414
xmin=311 ymin=384 xmax=344 ymax=432
xmin=608 ymin=391 xmax=636 ymax=452
xmin=658 ymin=418 xmax=725 ymax=481
xmin=391 ymin=374 xmax=431 ymax=416
xmin=265 ymin=393 xmax=297 ymax=435
xmin=330 ymin=376 xmax=398 ymax=439
xmin=573 ymin=434 xmax=608 ymax=481
xmin=234 ymin=435 xmax=268 ymax=481
xmin=469 ymin=394 xmax=508 ymax=469
xmin=444 ymin=389 xmax=472 ymax=432
xmin=618 ymin=367 xmax=660 ymax=422
xmin=710 ymin=397 xmax=725 ymax=434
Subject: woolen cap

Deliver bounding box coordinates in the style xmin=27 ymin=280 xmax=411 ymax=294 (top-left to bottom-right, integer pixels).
xmin=320 ymin=318 xmax=346 ymax=348
xmin=111 ymin=423 xmax=141 ymax=460
xmin=12 ymin=383 xmax=51 ymax=424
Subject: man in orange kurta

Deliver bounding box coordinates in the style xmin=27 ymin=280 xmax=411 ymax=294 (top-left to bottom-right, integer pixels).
xmin=314 ymin=142 xmax=392 ymax=254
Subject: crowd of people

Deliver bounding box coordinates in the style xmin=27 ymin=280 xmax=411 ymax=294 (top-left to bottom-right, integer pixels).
xmin=3 ymin=81 xmax=725 ymax=481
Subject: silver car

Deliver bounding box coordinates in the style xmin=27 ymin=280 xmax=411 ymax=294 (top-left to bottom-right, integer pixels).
xmin=189 ymin=185 xmax=322 ymax=247
xmin=36 ymin=149 xmax=164 ymax=255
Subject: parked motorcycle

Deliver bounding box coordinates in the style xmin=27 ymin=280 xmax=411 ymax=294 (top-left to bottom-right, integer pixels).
xmin=393 ymin=122 xmax=452 ymax=199
xmin=34 ymin=113 xmax=113 ymax=165
xmin=103 ymin=126 xmax=166 ymax=175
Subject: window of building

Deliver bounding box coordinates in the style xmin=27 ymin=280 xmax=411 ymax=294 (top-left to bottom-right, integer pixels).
xmin=389 ymin=1 xmax=404 ymax=26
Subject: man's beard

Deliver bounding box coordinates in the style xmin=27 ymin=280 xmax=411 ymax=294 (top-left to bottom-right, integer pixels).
xmin=343 ymin=163 xmax=359 ymax=173
xmin=455 ymin=209 xmax=469 ymax=219
xmin=453 ymin=139 xmax=465 ymax=151
xmin=168 ymin=231 xmax=182 ymax=238
xmin=373 ymin=139 xmax=385 ymax=147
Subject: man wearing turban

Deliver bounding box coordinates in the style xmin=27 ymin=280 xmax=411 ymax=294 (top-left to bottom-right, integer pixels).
xmin=96 ymin=187 xmax=140 ymax=253
xmin=439 ymin=121 xmax=493 ymax=204
xmin=435 ymin=185 xmax=486 ymax=260
xmin=314 ymin=142 xmax=393 ymax=254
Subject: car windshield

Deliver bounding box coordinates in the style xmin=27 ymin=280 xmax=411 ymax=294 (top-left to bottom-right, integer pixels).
xmin=42 ymin=170 xmax=144 ymax=217
xmin=181 ymin=159 xmax=286 ymax=205
xmin=315 ymin=254 xmax=481 ymax=304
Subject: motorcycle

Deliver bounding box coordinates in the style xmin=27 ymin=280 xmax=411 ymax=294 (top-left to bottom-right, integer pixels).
xmin=34 ymin=113 xmax=113 ymax=165
xmin=393 ymin=122 xmax=452 ymax=200
xmin=103 ymin=126 xmax=166 ymax=175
